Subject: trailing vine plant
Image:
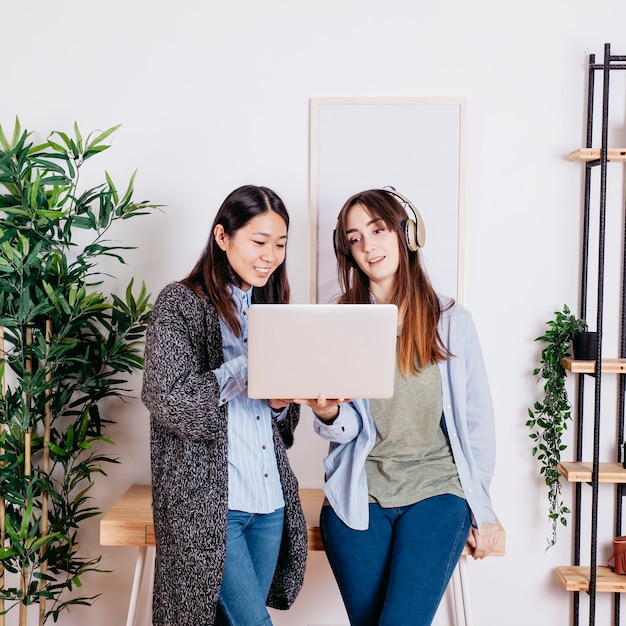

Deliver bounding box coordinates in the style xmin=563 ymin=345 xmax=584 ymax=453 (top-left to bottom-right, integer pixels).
xmin=0 ymin=118 xmax=160 ymax=623
xmin=526 ymin=304 xmax=587 ymax=549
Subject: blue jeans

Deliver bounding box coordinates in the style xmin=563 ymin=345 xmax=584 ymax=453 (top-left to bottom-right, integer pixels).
xmin=320 ymin=495 xmax=471 ymax=626
xmin=216 ymin=507 xmax=285 ymax=626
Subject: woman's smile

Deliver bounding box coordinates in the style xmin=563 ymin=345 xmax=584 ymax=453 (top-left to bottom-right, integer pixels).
xmin=368 ymin=255 xmax=385 ymax=265
xmin=214 ymin=211 xmax=287 ymax=291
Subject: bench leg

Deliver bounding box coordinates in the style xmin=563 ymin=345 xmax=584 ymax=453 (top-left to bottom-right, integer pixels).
xmin=143 ymin=548 xmax=155 ymax=626
xmin=126 ymin=546 xmax=148 ymax=626
xmin=450 ymin=561 xmax=465 ymax=626
xmin=449 ymin=557 xmax=474 ymax=626
xmin=457 ymin=556 xmax=474 ymax=626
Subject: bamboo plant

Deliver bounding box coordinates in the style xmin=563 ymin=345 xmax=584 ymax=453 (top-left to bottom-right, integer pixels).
xmin=526 ymin=304 xmax=588 ymax=549
xmin=0 ymin=118 xmax=159 ymax=623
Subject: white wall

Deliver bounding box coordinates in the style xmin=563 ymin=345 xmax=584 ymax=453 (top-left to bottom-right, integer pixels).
xmin=4 ymin=1 xmax=626 ymax=624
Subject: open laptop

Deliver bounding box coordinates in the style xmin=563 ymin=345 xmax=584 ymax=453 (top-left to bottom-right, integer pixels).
xmin=247 ymin=303 xmax=398 ymax=399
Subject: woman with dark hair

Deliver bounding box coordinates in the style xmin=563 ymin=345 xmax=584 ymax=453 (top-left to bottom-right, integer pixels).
xmin=298 ymin=188 xmax=497 ymax=626
xmin=142 ymin=185 xmax=307 ymax=626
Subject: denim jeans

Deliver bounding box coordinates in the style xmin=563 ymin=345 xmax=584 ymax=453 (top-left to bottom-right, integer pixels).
xmin=216 ymin=507 xmax=285 ymax=626
xmin=320 ymin=494 xmax=471 ymax=626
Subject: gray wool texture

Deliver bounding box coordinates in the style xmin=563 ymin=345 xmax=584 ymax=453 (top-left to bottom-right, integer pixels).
xmin=142 ymin=283 xmax=307 ymax=626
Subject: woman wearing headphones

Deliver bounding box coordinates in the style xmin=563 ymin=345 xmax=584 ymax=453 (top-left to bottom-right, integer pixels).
xmin=298 ymin=188 xmax=497 ymax=626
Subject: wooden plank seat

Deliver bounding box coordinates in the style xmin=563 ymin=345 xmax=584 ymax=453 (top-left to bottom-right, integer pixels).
xmin=101 ymin=484 xmax=505 ymax=554
xmin=101 ymin=485 xmax=505 ymax=626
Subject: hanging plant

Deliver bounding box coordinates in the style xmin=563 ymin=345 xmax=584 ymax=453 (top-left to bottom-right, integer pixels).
xmin=0 ymin=118 xmax=160 ymax=623
xmin=526 ymin=304 xmax=588 ymax=549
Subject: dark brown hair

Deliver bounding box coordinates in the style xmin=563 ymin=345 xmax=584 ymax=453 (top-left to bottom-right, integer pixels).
xmin=334 ymin=189 xmax=452 ymax=375
xmin=181 ymin=185 xmax=291 ymax=335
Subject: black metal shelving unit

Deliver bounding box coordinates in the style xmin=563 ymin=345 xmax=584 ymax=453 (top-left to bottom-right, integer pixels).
xmin=556 ymin=43 xmax=626 ymax=626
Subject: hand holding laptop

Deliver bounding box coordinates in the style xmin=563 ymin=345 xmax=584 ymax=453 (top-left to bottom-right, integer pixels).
xmin=269 ymin=395 xmax=350 ymax=424
xmin=292 ymin=395 xmax=352 ymax=424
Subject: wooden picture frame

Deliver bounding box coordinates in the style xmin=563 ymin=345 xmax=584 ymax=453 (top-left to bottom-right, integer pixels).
xmin=309 ymin=97 xmax=466 ymax=304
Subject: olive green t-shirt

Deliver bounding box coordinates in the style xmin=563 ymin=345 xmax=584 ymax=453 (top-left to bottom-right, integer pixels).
xmin=365 ymin=360 xmax=464 ymax=507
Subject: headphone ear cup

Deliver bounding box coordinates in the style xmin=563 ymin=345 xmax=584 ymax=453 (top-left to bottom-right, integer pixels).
xmin=381 ymin=186 xmax=425 ymax=251
xmin=404 ymin=218 xmax=419 ymax=252
xmin=414 ymin=211 xmax=426 ymax=248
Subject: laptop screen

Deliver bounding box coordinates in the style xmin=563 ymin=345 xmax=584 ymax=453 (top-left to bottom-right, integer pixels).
xmin=247 ymin=303 xmax=398 ymax=399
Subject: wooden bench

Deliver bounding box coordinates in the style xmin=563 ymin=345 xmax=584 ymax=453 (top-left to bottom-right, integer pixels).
xmin=101 ymin=485 xmax=505 ymax=626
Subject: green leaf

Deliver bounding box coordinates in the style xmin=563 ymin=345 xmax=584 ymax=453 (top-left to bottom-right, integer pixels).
xmin=119 ymin=169 xmax=137 ymax=206
xmin=52 ymin=131 xmax=73 ymax=152
xmin=73 ymin=121 xmax=83 ymax=153
xmin=11 ymin=116 xmax=22 ymax=147
xmin=28 ymin=169 xmax=41 ymax=208
xmin=85 ymin=124 xmax=121 ymax=150
xmin=105 ymin=171 xmax=118 ymax=204
xmin=46 ymin=139 xmax=68 ymax=154
xmin=0 ymin=118 xmax=13 ymax=151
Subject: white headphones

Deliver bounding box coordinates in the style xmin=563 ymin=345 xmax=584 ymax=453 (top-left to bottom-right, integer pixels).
xmin=381 ymin=186 xmax=426 ymax=251
xmin=333 ymin=186 xmax=426 ymax=258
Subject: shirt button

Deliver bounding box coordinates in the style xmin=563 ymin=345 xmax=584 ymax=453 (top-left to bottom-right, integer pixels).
xmin=264 ymin=473 xmax=269 ymax=478
xmin=262 ymin=445 xmax=267 ymax=449
xmin=243 ymin=310 xmax=247 ymax=315
xmin=221 ymin=398 xmax=226 ymax=404
xmin=244 ymin=337 xmax=248 ymax=343
xmin=256 ymin=415 xmax=260 ymax=420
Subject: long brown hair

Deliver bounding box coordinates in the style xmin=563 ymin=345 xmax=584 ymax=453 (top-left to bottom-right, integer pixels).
xmin=334 ymin=189 xmax=452 ymax=375
xmin=181 ymin=185 xmax=291 ymax=336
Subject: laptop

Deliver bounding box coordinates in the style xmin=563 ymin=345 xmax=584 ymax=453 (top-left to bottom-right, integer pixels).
xmin=247 ymin=303 xmax=398 ymax=399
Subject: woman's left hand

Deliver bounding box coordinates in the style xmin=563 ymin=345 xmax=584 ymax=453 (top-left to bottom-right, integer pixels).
xmin=466 ymin=521 xmax=499 ymax=560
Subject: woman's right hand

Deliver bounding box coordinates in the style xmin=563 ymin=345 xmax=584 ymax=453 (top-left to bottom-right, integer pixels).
xmin=293 ymin=395 xmax=348 ymax=424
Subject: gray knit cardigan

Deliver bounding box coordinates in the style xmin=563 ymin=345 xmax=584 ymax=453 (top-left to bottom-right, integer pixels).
xmin=141 ymin=282 xmax=307 ymax=626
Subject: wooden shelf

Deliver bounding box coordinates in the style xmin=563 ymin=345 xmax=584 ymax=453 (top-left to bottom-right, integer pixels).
xmin=559 ymin=461 xmax=626 ymax=484
xmin=557 ymin=566 xmax=626 ymax=592
xmin=562 ymin=357 xmax=626 ymax=374
xmin=569 ymin=148 xmax=626 ymax=162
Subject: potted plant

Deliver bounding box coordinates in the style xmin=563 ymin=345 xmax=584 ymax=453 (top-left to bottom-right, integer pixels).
xmin=0 ymin=118 xmax=159 ymax=624
xmin=572 ymin=329 xmax=598 ymax=360
xmin=526 ymin=304 xmax=588 ymax=549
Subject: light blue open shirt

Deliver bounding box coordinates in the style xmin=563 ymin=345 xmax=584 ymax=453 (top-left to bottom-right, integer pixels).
xmin=314 ymin=299 xmax=496 ymax=531
xmin=211 ymin=285 xmax=285 ymax=514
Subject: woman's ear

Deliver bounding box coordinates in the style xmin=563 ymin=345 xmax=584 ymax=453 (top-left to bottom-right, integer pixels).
xmin=214 ymin=224 xmax=228 ymax=251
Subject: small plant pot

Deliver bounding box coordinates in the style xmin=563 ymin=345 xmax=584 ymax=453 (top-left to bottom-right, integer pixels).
xmin=573 ymin=331 xmax=598 ymax=360
xmin=608 ymin=536 xmax=626 ymax=575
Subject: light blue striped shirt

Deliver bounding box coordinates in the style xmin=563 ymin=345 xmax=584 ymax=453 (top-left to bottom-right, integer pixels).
xmin=211 ymin=286 xmax=285 ymax=514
